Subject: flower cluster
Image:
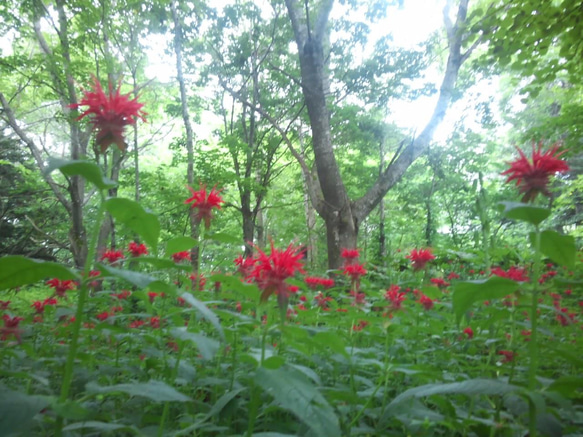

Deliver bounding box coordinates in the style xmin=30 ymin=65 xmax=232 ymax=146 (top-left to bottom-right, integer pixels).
xmin=185 ymin=184 xmax=224 ymax=229
xmin=172 ymin=251 xmax=191 ymax=263
xmin=407 ymin=248 xmax=435 ymax=271
xmin=502 ymin=141 xmax=569 ymax=202
xmin=305 ymin=276 xmax=335 ymax=290
xmin=341 ymin=248 xmax=367 ymax=292
xmin=100 ymin=250 xmax=125 ymax=264
xmin=46 ymin=278 xmax=76 ymax=298
xmin=491 ymin=266 xmax=529 ymax=282
xmin=128 ymin=241 xmax=148 ymax=257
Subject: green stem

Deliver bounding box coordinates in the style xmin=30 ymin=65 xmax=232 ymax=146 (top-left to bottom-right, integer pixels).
xmin=55 ymin=191 xmax=106 ymax=436
xmin=527 ymin=225 xmax=542 ymax=437
xmin=158 ymin=346 xmax=184 ymax=437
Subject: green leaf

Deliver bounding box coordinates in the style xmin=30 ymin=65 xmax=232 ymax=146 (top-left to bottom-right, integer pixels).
xmin=171 ymin=328 xmax=220 ymax=360
xmin=63 ymin=421 xmax=140 ymax=434
xmin=499 ymin=201 xmax=550 ymax=226
xmin=548 ymin=376 xmax=583 ymax=397
xmin=45 ymin=157 xmax=116 ymax=190
xmin=529 ymin=230 xmax=576 ymax=268
xmin=127 ymin=257 xmax=191 ymax=271
xmin=99 ymin=265 xmax=175 ymax=293
xmin=85 ymin=380 xmax=191 ymax=402
xmin=0 ymin=390 xmax=50 ymax=435
xmin=205 ymin=232 xmax=241 ymax=245
xmin=180 ymin=292 xmax=225 ymax=340
xmin=105 ymin=198 xmax=159 ymax=253
xmin=452 ymin=277 xmax=519 ymax=323
xmin=51 ymin=399 xmax=90 ymax=420
xmin=262 ymin=356 xmax=286 ymax=369
xmin=0 ymin=256 xmax=78 ymax=291
xmin=255 ymin=367 xmax=340 ymax=437
xmin=389 ymin=379 xmax=520 ymax=407
xmin=166 ymin=236 xmax=198 ymax=256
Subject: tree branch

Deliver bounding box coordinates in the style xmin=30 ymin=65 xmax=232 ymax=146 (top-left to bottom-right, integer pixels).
xmin=0 ymin=92 xmax=72 ymax=215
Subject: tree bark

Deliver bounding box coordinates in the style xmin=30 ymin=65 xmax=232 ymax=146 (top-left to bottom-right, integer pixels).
xmin=171 ymin=0 xmax=199 ymax=271
xmin=285 ymin=0 xmax=474 ymax=269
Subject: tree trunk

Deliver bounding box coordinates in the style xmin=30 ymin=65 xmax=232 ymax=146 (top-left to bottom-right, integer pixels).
xmin=284 ymin=0 xmax=474 ymax=269
xmin=171 ymin=0 xmax=199 ymax=271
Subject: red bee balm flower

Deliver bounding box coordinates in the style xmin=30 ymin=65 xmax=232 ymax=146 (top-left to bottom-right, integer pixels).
xmin=71 ymin=76 xmax=146 ymax=153
xmin=407 ymin=249 xmax=435 ymax=271
xmin=100 ymin=250 xmax=125 ymax=264
xmin=463 ymin=327 xmax=474 ymax=339
xmin=172 ymin=251 xmax=191 ymax=263
xmin=46 ymin=278 xmax=76 ymax=298
xmin=185 ymin=184 xmax=224 ymax=229
xmin=502 ymin=141 xmax=569 ymax=202
xmin=247 ymin=242 xmax=305 ymax=304
xmin=128 ymin=241 xmax=148 ymax=257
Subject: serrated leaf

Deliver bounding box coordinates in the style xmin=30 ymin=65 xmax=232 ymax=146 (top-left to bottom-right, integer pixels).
xmin=499 ymin=201 xmax=550 ymax=226
xmin=0 ymin=390 xmax=50 ymax=435
xmin=171 ymin=328 xmax=220 ymax=360
xmin=180 ymin=292 xmax=225 ymax=340
xmin=0 ymin=256 xmax=78 ymax=291
xmin=452 ymin=277 xmax=519 ymax=323
xmin=105 ymin=198 xmax=159 ymax=253
xmin=255 ymin=367 xmax=340 ymax=437
xmin=85 ymin=380 xmax=190 ymax=402
xmin=45 ymin=157 xmax=116 ymax=190
xmin=529 ymin=230 xmax=575 ymax=268
xmin=166 ymin=236 xmax=198 ymax=256
xmin=389 ymin=378 xmax=520 ymax=407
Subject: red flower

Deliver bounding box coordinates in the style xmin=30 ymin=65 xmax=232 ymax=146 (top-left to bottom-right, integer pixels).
xmin=1 ymin=314 xmax=24 ymax=341
xmin=299 ymin=295 xmax=307 ymax=302
xmin=314 ymin=292 xmax=333 ymax=310
xmin=129 ymin=320 xmax=145 ymax=328
xmin=247 ymin=242 xmax=305 ymax=304
xmin=96 ymin=311 xmax=110 ymax=321
xmin=491 ymin=266 xmax=529 ymax=282
xmin=350 ymin=291 xmax=366 ymax=306
xmin=463 ymin=327 xmax=474 ymax=339
xmin=341 ymin=248 xmax=360 ymax=264
xmin=236 ymin=302 xmax=242 ymax=313
xmin=502 ymin=141 xmax=569 ymax=202
xmin=172 ymin=251 xmax=191 ymax=263
xmin=189 ymin=273 xmax=206 ymax=291
xmin=406 ymin=249 xmax=435 ymax=271
xmin=147 ymin=291 xmax=159 ymax=303
xmin=498 ymin=350 xmax=515 ymax=363
xmin=0 ymin=301 xmax=11 ymax=310
xmin=31 ymin=301 xmax=45 ymax=314
xmin=185 ymin=184 xmax=224 ymax=229
xmin=111 ymin=290 xmax=131 ymax=300
xmin=128 ymin=241 xmax=148 ymax=257
xmin=71 ymin=76 xmax=146 ymax=153
xmin=150 ymin=316 xmax=161 ymax=328
xmin=342 ymin=263 xmax=367 ymax=281
xmin=234 ymin=255 xmax=256 ymax=279
xmin=46 ymin=278 xmax=76 ymax=298
xmin=447 ymin=272 xmax=460 ymax=280
xmin=430 ymin=278 xmax=450 ymax=288
xmin=418 ymin=294 xmax=435 ymax=310
xmin=100 ymin=250 xmax=125 ymax=264
xmin=305 ymin=276 xmax=335 ymax=289
xmin=385 ymin=286 xmax=406 ymax=310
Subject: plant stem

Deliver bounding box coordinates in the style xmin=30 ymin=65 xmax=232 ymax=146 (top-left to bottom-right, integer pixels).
xmin=527 ymin=225 xmax=542 ymax=437
xmin=55 ymin=191 xmax=106 ymax=436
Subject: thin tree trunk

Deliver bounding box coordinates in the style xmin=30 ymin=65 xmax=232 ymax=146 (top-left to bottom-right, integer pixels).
xmin=171 ymin=0 xmax=199 ymax=271
xmin=378 ymin=137 xmax=386 ymax=263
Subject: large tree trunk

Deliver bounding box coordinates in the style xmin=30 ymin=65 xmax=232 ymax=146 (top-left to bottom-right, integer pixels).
xmin=285 ymin=0 xmax=475 ymax=269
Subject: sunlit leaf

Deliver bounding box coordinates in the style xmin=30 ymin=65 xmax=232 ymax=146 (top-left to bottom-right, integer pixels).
xmin=166 ymin=236 xmax=198 ymax=256
xmin=45 ymin=157 xmax=116 ymax=190
xmin=0 ymin=256 xmax=78 ymax=291
xmin=452 ymin=277 xmax=519 ymax=323
xmin=529 ymin=230 xmax=575 ymax=268
xmin=63 ymin=421 xmax=140 ymax=434
xmin=105 ymin=198 xmax=159 ymax=253
xmin=498 ymin=201 xmax=550 ymax=226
